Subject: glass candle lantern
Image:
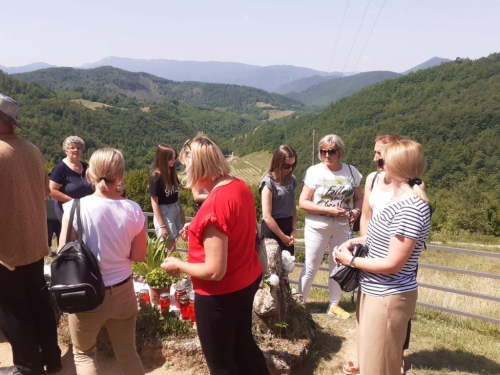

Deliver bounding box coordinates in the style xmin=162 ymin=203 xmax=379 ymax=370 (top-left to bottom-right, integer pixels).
xmin=189 ymin=292 xmax=196 ymax=324
xmin=175 ymin=285 xmax=186 ymax=309
xmin=160 ymin=293 xmax=171 ymax=312
xmin=138 ymin=289 xmax=150 ymax=306
xmin=179 ymin=294 xmax=190 ymax=320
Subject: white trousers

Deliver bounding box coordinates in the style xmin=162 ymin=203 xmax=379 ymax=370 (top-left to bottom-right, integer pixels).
xmin=299 ymin=224 xmax=349 ymax=305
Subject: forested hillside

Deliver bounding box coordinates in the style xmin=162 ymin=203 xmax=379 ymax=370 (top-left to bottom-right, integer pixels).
xmin=285 ymin=71 xmax=401 ymax=107
xmin=13 ymin=67 xmax=305 ymax=119
xmin=229 ymin=54 xmax=500 ymax=235
xmin=0 ymin=71 xmax=261 ymax=168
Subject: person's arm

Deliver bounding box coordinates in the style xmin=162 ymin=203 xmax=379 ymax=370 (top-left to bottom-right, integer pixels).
xmin=298 ymin=184 xmax=346 ymax=217
xmin=334 ymin=234 xmax=417 ymax=274
xmin=192 ymin=186 xmax=208 ymax=204
xmin=151 ymin=196 xmax=169 ymax=238
xmin=261 ymin=185 xmax=292 ymax=245
xmin=349 ymin=185 xmax=363 ymax=224
xmin=178 ymin=200 xmax=186 ymax=226
xmin=161 ymin=224 xmax=228 ymax=281
xmin=129 ymin=226 xmax=147 ymax=262
xmin=58 ymin=214 xmax=77 ymax=251
xmin=359 ymin=173 xmax=375 ymax=236
xmin=49 ymin=180 xmax=72 ymax=203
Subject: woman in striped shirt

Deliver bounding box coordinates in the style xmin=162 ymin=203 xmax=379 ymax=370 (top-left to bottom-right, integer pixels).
xmin=334 ymin=140 xmax=431 ymax=375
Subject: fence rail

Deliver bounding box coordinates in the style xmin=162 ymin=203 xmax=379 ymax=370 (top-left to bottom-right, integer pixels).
xmin=143 ymin=213 xmax=500 ymax=324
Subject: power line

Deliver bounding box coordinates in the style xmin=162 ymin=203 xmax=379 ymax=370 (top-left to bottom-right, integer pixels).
xmin=340 ymin=0 xmax=372 ymax=77
xmin=350 ymin=0 xmax=387 ymax=75
xmin=327 ymin=0 xmax=350 ymax=74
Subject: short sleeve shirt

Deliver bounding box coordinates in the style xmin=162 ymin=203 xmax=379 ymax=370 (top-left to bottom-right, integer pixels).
xmin=259 ymin=174 xmax=296 ymax=219
xmin=188 ymin=178 xmax=262 ymax=296
xmin=149 ymin=173 xmax=179 ymax=205
xmin=360 ymin=196 xmax=431 ymax=296
xmin=0 ymin=134 xmax=50 ymax=267
xmin=303 ymin=163 xmax=362 ymax=229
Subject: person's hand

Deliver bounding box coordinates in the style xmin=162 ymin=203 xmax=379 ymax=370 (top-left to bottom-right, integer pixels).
xmin=290 ymin=229 xmax=296 ymax=245
xmin=325 ymin=206 xmax=346 ymax=217
xmin=160 ymin=227 xmax=169 ymax=239
xmin=333 ymin=245 xmax=353 ymax=266
xmin=349 ymin=209 xmax=360 ymax=224
xmin=281 ymin=234 xmax=294 ymax=246
xmin=179 ymin=224 xmax=189 ymax=242
xmin=161 ymin=257 xmax=182 ymax=276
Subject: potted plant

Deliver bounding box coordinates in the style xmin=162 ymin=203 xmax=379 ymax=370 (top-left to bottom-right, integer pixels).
xmin=132 ymin=236 xmax=166 ymax=279
xmin=145 ymin=267 xmax=180 ymax=304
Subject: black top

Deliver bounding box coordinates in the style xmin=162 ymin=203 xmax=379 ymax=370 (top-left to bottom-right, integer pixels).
xmin=50 ymin=161 xmax=93 ymax=221
xmin=149 ymin=172 xmax=179 ymax=205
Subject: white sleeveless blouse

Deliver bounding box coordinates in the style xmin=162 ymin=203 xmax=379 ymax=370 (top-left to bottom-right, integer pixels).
xmin=368 ymin=173 xmax=393 ymax=217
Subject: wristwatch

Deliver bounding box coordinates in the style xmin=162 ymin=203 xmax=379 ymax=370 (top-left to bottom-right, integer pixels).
xmin=350 ymin=256 xmax=356 ymax=268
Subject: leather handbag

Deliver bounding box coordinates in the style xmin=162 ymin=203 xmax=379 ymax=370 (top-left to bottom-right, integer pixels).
xmin=50 ymin=199 xmax=105 ymax=313
xmin=329 ymin=244 xmax=368 ymax=292
xmin=255 ymin=220 xmax=268 ymax=274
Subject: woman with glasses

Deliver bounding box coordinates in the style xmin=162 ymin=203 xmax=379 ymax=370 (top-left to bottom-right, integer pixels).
xmin=298 ymin=134 xmax=363 ymax=319
xmin=50 ymin=136 xmax=93 ymax=222
xmin=149 ymin=144 xmax=185 ymax=253
xmin=161 ymin=135 xmax=269 ymax=375
xmin=259 ymin=145 xmax=297 ymax=255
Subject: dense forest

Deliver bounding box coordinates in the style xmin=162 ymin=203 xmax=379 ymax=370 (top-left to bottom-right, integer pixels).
xmin=285 ymin=71 xmax=402 ymax=107
xmin=228 ymin=54 xmax=500 ymax=235
xmin=0 ymin=70 xmax=262 ymax=168
xmin=13 ymin=66 xmax=305 ymax=119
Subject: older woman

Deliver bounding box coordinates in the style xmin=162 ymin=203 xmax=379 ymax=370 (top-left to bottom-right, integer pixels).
xmin=334 ymin=140 xmax=431 ymax=375
xmin=161 ymin=135 xmax=269 ymax=375
xmin=50 ymin=136 xmax=93 ymax=221
xmin=298 ymin=134 xmax=363 ymax=319
xmin=59 ymin=148 xmax=146 ymax=375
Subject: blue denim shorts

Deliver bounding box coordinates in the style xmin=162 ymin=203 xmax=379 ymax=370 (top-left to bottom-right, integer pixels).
xmin=153 ymin=203 xmax=182 ymax=240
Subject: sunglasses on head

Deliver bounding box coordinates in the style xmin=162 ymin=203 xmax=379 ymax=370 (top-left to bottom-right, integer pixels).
xmin=182 ymin=139 xmax=192 ymax=150
xmin=320 ymin=149 xmax=337 ymax=156
xmin=283 ymin=162 xmax=297 ymax=170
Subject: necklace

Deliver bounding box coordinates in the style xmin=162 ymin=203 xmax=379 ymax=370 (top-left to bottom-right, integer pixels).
xmin=391 ymin=187 xmax=411 ymax=203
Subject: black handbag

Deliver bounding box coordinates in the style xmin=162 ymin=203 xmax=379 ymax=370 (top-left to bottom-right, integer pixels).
xmin=50 ymin=199 xmax=105 ymax=313
xmin=329 ymin=244 xmax=368 ymax=292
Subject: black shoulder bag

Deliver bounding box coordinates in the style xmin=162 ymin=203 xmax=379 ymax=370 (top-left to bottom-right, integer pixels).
xmin=50 ymin=199 xmax=105 ymax=313
xmin=329 ymin=243 xmax=369 ymax=292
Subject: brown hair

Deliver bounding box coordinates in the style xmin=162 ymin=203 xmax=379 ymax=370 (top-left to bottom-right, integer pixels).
xmin=264 ymin=145 xmax=297 ymax=185
xmin=384 ymin=140 xmax=428 ymax=202
xmin=375 ymin=133 xmax=404 ymax=145
xmin=179 ymin=135 xmax=231 ymax=189
xmin=152 ymin=144 xmax=178 ymax=191
xmin=86 ymin=148 xmax=125 ymax=192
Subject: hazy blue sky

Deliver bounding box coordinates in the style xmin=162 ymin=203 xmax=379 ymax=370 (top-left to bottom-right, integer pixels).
xmin=2 ymin=0 xmax=499 ymax=72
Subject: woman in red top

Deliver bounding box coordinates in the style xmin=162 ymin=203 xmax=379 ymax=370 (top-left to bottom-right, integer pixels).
xmin=161 ymin=135 xmax=269 ymax=375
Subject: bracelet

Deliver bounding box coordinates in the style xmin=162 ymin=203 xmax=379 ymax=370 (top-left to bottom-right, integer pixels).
xmin=159 ymin=225 xmax=166 ymax=228
xmin=350 ymin=256 xmax=357 ymax=268
xmin=354 ymin=208 xmax=361 ymax=216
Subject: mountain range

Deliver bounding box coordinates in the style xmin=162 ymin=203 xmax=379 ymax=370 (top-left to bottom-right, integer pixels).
xmin=1 ymin=56 xmax=449 ymax=93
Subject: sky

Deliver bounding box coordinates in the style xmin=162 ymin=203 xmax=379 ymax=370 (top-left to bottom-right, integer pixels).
xmin=1 ymin=0 xmax=499 ymax=73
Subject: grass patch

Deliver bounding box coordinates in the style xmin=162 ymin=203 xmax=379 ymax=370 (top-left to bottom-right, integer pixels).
xmin=265 ymin=110 xmax=295 ymax=121
xmin=255 ymin=102 xmax=275 ymax=108
xmin=71 ymin=99 xmax=112 ymax=110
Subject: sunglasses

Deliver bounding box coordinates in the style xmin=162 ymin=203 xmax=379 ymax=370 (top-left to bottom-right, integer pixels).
xmin=283 ymin=162 xmax=297 ymax=170
xmin=182 ymin=139 xmax=192 ymax=150
xmin=320 ymin=149 xmax=337 ymax=156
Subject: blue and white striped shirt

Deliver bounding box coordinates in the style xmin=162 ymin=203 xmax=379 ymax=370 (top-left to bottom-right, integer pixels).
xmin=359 ymin=196 xmax=431 ymax=296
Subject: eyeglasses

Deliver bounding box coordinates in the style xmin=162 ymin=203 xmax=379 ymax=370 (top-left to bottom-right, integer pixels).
xmin=67 ymin=147 xmax=82 ymax=151
xmin=320 ymin=149 xmax=337 ymax=156
xmin=283 ymin=162 xmax=297 ymax=170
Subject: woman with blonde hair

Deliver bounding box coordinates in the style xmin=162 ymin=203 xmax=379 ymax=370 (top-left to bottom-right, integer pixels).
xmin=149 ymin=144 xmax=185 ymax=252
xmin=298 ymin=134 xmax=363 ymax=319
xmin=161 ymin=135 xmax=269 ymax=375
xmin=59 ymin=148 xmax=146 ymax=375
xmin=334 ymin=140 xmax=431 ymax=375
xmin=259 ymin=145 xmax=297 ymax=254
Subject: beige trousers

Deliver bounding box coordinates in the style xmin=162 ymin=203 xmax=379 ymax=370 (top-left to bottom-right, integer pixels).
xmin=356 ymin=288 xmax=418 ymax=375
xmin=68 ymin=278 xmax=145 ymax=375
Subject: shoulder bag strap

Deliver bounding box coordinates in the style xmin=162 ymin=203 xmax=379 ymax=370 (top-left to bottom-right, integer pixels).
xmin=347 ymin=164 xmax=355 ymax=184
xmin=75 ymin=199 xmax=84 ymax=243
xmin=66 ymin=199 xmax=78 ymax=243
xmin=371 ymin=172 xmax=380 ymax=189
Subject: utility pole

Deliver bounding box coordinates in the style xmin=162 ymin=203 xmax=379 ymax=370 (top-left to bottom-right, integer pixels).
xmin=312 ymin=130 xmax=316 ymax=166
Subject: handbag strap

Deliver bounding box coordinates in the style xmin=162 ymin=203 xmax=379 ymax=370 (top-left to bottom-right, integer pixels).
xmin=65 ymin=199 xmax=83 ymax=244
xmin=371 ymin=171 xmax=380 ymax=190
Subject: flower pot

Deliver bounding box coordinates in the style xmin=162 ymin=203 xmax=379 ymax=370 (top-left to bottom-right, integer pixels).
xmin=149 ymin=285 xmax=171 ymax=305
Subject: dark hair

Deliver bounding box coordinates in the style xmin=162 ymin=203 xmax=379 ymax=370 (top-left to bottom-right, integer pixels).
xmin=265 ymin=145 xmax=297 ymax=185
xmin=152 ymin=144 xmax=178 ymax=191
